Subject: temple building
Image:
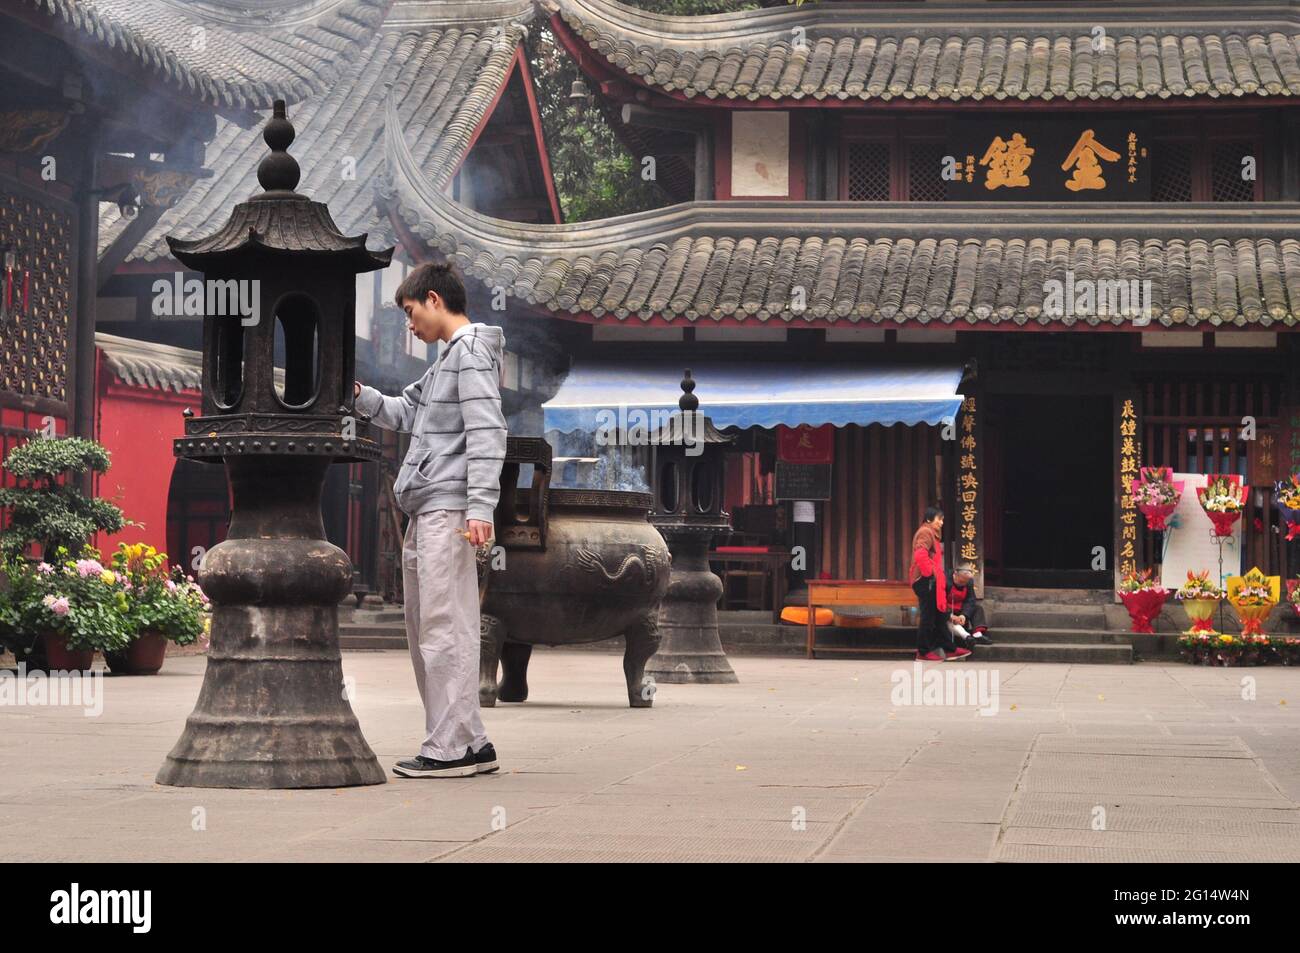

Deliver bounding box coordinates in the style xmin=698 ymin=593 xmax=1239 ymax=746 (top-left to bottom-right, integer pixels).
xmin=7 ymin=0 xmax=1300 ymax=605
xmin=381 ymin=0 xmax=1300 ymax=595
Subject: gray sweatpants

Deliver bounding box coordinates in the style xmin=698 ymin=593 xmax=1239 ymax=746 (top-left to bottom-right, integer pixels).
xmin=401 ymin=509 xmax=488 ymax=761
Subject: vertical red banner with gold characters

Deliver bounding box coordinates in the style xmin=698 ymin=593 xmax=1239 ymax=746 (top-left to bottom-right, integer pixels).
xmin=957 ymin=396 xmax=982 ymax=595
xmin=1116 ymin=393 xmax=1141 ymax=589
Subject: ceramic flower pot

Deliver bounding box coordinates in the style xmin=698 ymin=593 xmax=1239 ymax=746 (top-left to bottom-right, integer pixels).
xmin=1180 ymin=598 xmax=1220 ymax=635
xmin=39 ymin=631 xmax=94 ymax=672
xmin=105 ymin=630 xmax=168 ymax=676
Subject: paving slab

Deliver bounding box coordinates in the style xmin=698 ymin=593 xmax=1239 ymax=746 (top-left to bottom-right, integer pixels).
xmin=4 ymin=652 xmax=1300 ymax=861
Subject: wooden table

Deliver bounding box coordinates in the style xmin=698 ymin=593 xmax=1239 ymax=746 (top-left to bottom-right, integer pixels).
xmin=806 ymin=579 xmax=916 ymax=658
xmin=708 ymin=549 xmax=790 ymax=623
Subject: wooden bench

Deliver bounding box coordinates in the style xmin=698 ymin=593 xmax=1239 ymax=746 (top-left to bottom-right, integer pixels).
xmin=806 ymin=579 xmax=916 ymax=658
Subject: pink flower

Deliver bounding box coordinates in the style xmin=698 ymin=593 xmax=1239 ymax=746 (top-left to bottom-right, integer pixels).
xmin=36 ymin=562 xmax=54 ymax=574
xmin=42 ymin=594 xmax=70 ymax=616
xmin=164 ymin=579 xmax=177 ymax=592
xmin=75 ymin=558 xmax=105 ymax=577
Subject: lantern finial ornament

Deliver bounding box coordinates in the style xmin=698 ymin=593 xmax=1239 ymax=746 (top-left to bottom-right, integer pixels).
xmin=257 ymin=99 xmax=301 ymax=194
xmin=679 ymin=368 xmax=698 ymax=412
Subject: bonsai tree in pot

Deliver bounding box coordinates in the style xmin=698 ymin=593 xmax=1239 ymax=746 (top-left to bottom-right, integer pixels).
xmin=0 ymin=437 xmax=126 ymax=560
xmin=107 ymin=543 xmax=209 ymax=675
xmin=0 ymin=550 xmax=132 ymax=670
xmin=0 ymin=437 xmax=128 ymax=666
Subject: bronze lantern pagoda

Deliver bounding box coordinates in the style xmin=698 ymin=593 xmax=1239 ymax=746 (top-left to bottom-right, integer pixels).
xmin=156 ymin=101 xmax=392 ymax=788
xmin=646 ymin=370 xmax=738 ymax=684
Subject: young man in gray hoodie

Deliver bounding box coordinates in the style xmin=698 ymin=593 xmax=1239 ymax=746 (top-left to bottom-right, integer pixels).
xmin=354 ymin=263 xmax=507 ymax=778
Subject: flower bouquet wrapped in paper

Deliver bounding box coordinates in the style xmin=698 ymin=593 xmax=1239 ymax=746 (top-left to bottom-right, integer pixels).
xmin=1276 ymin=475 xmax=1300 ymax=541
xmin=1130 ymin=466 xmax=1183 ymax=531
xmin=1117 ymin=569 xmax=1170 ymax=634
xmin=1226 ymin=567 xmax=1279 ymax=637
xmin=1198 ymin=474 xmax=1247 ymax=537
xmin=1174 ymin=569 xmax=1223 ymax=634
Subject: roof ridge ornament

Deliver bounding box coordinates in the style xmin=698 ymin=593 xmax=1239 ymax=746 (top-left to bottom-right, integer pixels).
xmin=257 ymin=99 xmax=301 ymax=194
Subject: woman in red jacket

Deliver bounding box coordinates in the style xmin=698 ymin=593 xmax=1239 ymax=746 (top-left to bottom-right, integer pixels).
xmin=909 ymin=506 xmax=969 ymax=662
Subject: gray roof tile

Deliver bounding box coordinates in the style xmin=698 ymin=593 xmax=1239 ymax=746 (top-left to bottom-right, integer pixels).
xmin=23 ymin=0 xmax=392 ymax=108
xmin=380 ymin=99 xmax=1300 ymax=328
xmin=542 ymin=0 xmax=1300 ymax=102
xmin=100 ymin=16 xmax=529 ymax=263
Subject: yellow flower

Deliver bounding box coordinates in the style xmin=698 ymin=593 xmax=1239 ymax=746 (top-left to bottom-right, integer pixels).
xmin=100 ymin=570 xmax=116 ymax=585
xmin=1219 ymin=634 xmax=1234 ymax=644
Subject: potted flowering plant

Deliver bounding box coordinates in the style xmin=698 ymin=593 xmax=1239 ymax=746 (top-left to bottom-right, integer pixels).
xmin=105 ymin=543 xmax=208 ymax=675
xmin=1198 ymin=475 xmax=1247 ymax=537
xmin=1277 ymin=475 xmax=1300 ymax=541
xmin=0 ymin=548 xmax=131 ymax=670
xmin=1174 ymin=569 xmax=1223 ymax=635
xmin=1116 ymin=569 xmax=1169 ymax=633
xmin=1226 ymin=567 xmax=1279 ymax=637
xmin=1130 ymin=467 xmax=1183 ymax=531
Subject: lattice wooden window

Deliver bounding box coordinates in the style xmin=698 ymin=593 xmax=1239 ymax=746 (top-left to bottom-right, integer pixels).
xmin=1150 ymin=141 xmax=1194 ymax=202
xmin=907 ymin=142 xmax=949 ymax=201
xmin=1210 ymin=140 xmax=1257 ymax=202
xmin=0 ymin=186 xmax=72 ymax=404
xmin=845 ymin=141 xmax=892 ymax=201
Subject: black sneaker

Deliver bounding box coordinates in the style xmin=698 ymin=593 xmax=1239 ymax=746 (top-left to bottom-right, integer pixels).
xmin=970 ymin=631 xmax=994 ymax=646
xmin=392 ymin=751 xmax=476 ymax=779
xmin=473 ymin=742 xmax=499 ymax=775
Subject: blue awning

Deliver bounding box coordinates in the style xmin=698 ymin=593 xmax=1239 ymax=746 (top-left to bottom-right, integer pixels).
xmin=542 ymin=362 xmax=965 ymax=433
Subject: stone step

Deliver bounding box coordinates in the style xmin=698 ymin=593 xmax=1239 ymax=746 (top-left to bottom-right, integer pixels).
xmin=339 ymin=624 xmax=406 ymax=651
xmin=974 ymin=642 xmax=1134 ymax=664
xmin=983 ymin=586 xmax=1115 ymax=606
xmin=988 ymin=606 xmax=1108 ymax=630
xmin=984 ymin=627 xmax=1125 ymax=645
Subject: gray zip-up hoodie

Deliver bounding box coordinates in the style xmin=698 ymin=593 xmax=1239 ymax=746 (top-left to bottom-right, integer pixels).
xmin=356 ymin=324 xmax=507 ymax=523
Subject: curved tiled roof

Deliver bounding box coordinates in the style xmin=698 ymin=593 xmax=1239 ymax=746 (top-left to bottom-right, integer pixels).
xmin=97 ymin=332 xmax=286 ymax=391
xmin=543 ymin=0 xmax=1300 ymax=102
xmin=100 ymin=17 xmax=529 ymax=263
xmin=382 ymin=95 xmax=1300 ymax=329
xmin=23 ymin=0 xmax=394 ymax=109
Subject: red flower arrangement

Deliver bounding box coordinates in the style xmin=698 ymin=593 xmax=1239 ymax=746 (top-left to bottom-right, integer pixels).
xmin=1129 ymin=466 xmax=1183 ymax=531
xmin=1116 ymin=569 xmax=1170 ymax=634
xmin=1197 ymin=474 xmax=1247 ymax=538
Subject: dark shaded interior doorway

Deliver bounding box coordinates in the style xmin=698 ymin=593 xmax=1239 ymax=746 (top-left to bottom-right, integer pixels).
xmin=985 ymin=394 xmax=1112 ymax=588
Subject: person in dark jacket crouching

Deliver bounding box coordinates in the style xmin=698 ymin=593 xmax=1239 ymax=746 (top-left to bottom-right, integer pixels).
xmin=946 ymin=562 xmax=992 ymax=647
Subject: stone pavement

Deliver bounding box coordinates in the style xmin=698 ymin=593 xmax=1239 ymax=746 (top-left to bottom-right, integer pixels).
xmin=3 ymin=650 xmax=1300 ymax=862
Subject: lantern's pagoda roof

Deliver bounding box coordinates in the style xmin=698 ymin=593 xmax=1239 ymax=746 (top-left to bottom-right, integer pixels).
xmin=168 ymin=100 xmax=394 ymax=272
xmin=545 ymin=0 xmax=1300 ymax=103
xmin=383 ymin=95 xmax=1300 ymax=329
xmin=20 ymin=0 xmax=392 ymax=109
xmin=100 ymin=4 xmax=542 ymax=265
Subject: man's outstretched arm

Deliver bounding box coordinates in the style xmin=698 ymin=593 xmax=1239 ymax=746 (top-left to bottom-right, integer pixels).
xmin=354 ymin=378 xmax=421 ymax=433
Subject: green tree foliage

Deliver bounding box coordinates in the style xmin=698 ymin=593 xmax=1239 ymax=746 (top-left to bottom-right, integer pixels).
xmin=529 ymin=0 xmax=764 ymax=221
xmin=0 ymin=437 xmax=126 ymax=559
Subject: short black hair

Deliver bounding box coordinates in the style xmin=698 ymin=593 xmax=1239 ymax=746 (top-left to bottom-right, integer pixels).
xmin=924 ymin=505 xmax=944 ymax=523
xmin=394 ymin=262 xmax=467 ymax=315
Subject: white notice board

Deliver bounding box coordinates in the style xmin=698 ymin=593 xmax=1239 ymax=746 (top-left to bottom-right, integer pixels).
xmin=1159 ymin=473 xmax=1242 ymax=591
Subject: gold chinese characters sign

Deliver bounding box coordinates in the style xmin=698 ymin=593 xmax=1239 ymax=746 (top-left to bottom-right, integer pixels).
xmin=948 ymin=120 xmax=1150 ymax=201
xmin=1117 ymin=396 xmax=1140 ymax=580
xmin=957 ymin=396 xmax=981 ymax=579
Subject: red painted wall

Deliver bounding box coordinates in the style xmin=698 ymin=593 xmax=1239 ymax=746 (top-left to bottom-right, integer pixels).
xmin=93 ymin=349 xmax=195 ymax=564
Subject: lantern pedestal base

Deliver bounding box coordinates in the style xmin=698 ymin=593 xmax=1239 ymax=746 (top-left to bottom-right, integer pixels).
xmin=647 ymin=523 xmax=737 ymax=685
xmin=157 ymin=457 xmax=384 ymax=789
